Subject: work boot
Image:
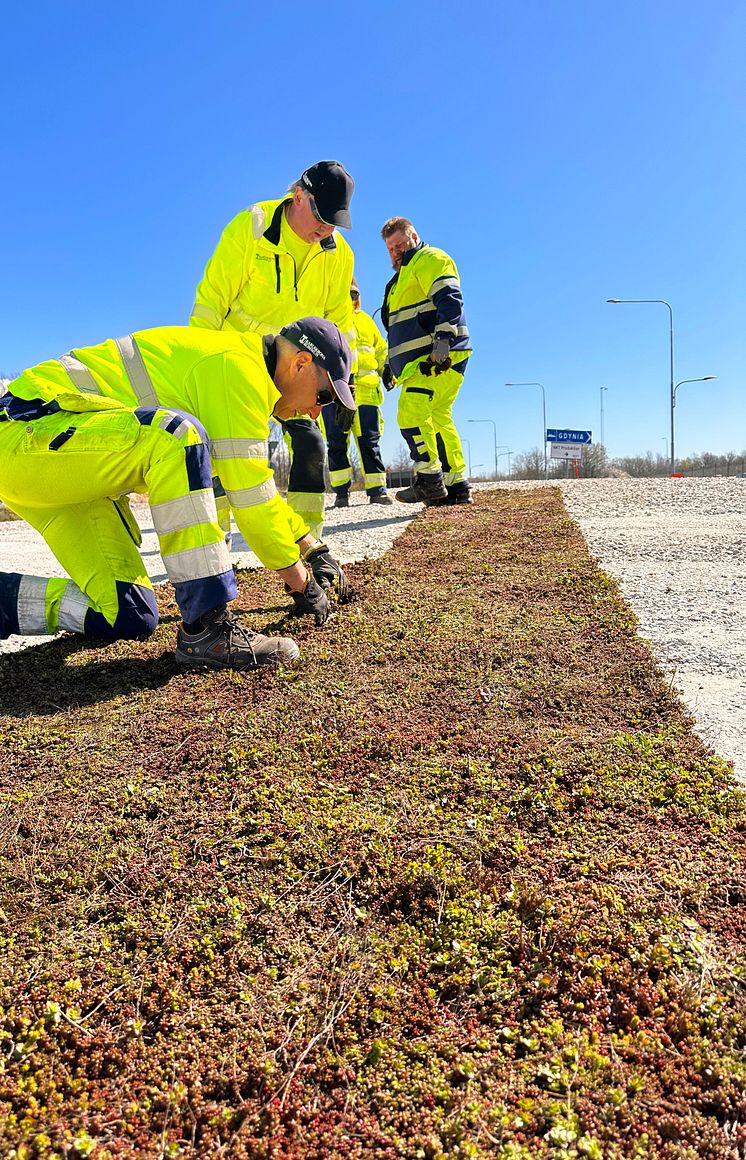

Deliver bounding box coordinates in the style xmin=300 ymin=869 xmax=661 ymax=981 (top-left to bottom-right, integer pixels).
xmin=443 ymin=481 xmax=474 ymax=505
xmin=395 ymin=473 xmax=448 ymax=505
xmin=175 ymin=606 xmax=300 ymax=671
xmin=369 ymin=491 xmax=394 ymax=506
xmin=333 ymin=492 xmax=350 ymax=509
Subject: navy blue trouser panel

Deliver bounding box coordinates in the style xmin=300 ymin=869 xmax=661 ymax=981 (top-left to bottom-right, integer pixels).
xmin=324 ymin=403 xmax=386 ymax=491
xmin=280 ymin=418 xmax=326 ymax=494
xmin=436 ymin=433 xmax=452 ymax=473
xmin=0 ymin=572 xmax=22 ymax=638
xmin=83 ymin=581 xmax=159 ymax=641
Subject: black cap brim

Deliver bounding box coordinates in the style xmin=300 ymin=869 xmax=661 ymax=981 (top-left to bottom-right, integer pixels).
xmin=321 ymin=207 xmax=352 ymax=230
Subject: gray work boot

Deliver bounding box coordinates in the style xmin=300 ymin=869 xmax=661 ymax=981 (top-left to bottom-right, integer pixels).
xmin=333 ymin=492 xmax=350 ymax=509
xmin=175 ymin=606 xmax=300 ymax=671
xmin=369 ymin=491 xmax=394 ymax=506
xmin=395 ymin=473 xmax=448 ymax=505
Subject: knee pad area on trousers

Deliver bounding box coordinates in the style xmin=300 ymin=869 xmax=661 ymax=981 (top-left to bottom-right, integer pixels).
xmin=83 ymin=582 xmax=159 ymax=642
xmin=135 ymin=406 xmax=213 ymax=493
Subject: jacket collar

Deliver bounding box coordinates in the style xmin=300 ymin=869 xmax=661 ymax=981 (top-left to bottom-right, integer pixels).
xmin=400 ymin=241 xmax=425 ymax=268
xmin=263 ymin=198 xmax=337 ymax=251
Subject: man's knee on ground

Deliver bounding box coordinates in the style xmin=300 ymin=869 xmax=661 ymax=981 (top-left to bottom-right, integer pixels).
xmin=83 ymin=582 xmax=159 ymax=642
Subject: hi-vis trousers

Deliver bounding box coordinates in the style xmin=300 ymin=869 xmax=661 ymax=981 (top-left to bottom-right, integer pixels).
xmin=0 ymin=406 xmax=235 ymax=642
xmin=279 ymin=417 xmax=326 ymax=542
xmin=397 ymin=358 xmax=470 ymax=484
xmin=323 ymin=402 xmax=387 ymax=495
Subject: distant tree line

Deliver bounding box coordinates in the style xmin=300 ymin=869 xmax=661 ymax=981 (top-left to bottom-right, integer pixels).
xmin=492 ymin=446 xmax=746 ymax=480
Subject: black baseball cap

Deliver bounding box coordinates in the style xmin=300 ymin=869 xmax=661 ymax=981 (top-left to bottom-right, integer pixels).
xmin=299 ymin=161 xmax=354 ymax=229
xmin=280 ymin=317 xmax=356 ymax=411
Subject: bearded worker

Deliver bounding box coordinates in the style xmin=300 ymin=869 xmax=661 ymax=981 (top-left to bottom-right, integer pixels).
xmin=380 ymin=216 xmax=472 ymax=506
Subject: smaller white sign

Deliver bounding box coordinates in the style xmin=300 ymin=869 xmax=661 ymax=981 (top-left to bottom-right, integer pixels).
xmin=550 ymin=442 xmax=584 ymax=460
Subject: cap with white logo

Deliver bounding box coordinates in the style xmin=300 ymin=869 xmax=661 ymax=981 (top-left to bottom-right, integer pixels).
xmin=280 ymin=317 xmax=355 ymax=411
xmin=298 ymin=161 xmax=354 ymax=229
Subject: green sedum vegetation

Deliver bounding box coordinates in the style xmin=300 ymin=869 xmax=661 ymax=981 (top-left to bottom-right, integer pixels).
xmin=1 ymin=488 xmax=745 ymax=1158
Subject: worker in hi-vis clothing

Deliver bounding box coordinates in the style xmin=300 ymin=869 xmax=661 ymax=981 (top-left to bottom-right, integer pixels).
xmin=0 ymin=317 xmax=354 ymax=671
xmin=380 ymin=216 xmax=472 ymax=506
xmin=190 ymin=160 xmax=356 ymax=540
xmin=324 ymin=277 xmax=393 ymax=508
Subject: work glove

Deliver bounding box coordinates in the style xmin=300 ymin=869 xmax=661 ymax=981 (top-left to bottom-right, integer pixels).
xmin=285 ymin=570 xmax=334 ymax=626
xmin=335 ymin=379 xmax=356 ymax=433
xmin=335 ymin=403 xmax=356 ymax=433
xmin=381 ymin=363 xmax=395 ymax=391
xmin=429 ymin=334 xmax=452 ymax=374
xmin=303 ymin=542 xmax=350 ymax=602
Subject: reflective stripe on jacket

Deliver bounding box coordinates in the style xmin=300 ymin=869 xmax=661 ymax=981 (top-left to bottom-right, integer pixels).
xmin=190 ymin=197 xmax=357 ymax=370
xmin=352 ymin=309 xmax=387 ymax=406
xmin=381 ymin=242 xmax=470 ymax=381
xmin=7 ymin=328 xmax=309 ymax=571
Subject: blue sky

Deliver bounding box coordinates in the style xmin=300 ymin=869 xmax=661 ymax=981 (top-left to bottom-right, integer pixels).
xmin=2 ymin=0 xmax=744 ymax=470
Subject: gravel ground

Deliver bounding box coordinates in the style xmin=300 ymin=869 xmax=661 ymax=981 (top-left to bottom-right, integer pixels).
xmin=553 ymin=477 xmax=746 ymax=783
xmin=1 ymin=480 xmax=743 ymax=782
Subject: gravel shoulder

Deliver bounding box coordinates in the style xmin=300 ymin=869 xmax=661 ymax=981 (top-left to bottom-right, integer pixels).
xmin=480 ymin=478 xmax=746 ymax=782
xmin=2 ymin=479 xmax=743 ymax=782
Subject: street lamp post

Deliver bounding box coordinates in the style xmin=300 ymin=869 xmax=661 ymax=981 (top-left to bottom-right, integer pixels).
xmin=496 ymin=445 xmax=511 ymax=477
xmin=467 ymin=419 xmax=498 ymax=478
xmin=462 ymin=438 xmax=472 ymax=477
xmin=498 ymin=449 xmax=513 ymax=477
xmin=505 ymin=382 xmax=548 ymax=479
xmin=672 ymin=377 xmax=717 ymax=465
xmin=607 ymin=298 xmax=674 ymax=471
xmin=600 ymin=385 xmax=608 ymax=447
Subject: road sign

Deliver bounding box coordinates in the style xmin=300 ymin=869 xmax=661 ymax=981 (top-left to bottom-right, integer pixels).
xmin=550 ymin=442 xmax=585 ymax=460
xmin=545 ymin=428 xmax=592 ymax=444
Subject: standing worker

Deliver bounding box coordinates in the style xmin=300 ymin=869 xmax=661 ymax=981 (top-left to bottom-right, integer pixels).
xmin=0 ymin=317 xmax=353 ymax=670
xmin=380 ymin=217 xmax=472 ymax=505
xmin=325 ymin=277 xmax=393 ymax=507
xmin=190 ymin=161 xmax=357 ymax=539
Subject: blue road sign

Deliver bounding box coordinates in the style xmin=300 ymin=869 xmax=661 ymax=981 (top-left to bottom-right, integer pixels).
xmin=545 ymin=428 xmax=592 ymax=444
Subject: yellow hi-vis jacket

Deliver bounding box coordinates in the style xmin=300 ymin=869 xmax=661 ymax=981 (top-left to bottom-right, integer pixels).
xmin=352 ymin=309 xmax=387 ymax=407
xmin=381 ymin=242 xmax=470 ymax=382
xmin=9 ymin=328 xmax=309 ymax=571
xmin=190 ymin=196 xmax=357 ymax=369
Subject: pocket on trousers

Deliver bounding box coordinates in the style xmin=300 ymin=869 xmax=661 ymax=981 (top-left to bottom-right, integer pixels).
xmin=24 ymin=410 xmax=139 ymax=454
xmin=113 ymin=495 xmax=143 ymax=547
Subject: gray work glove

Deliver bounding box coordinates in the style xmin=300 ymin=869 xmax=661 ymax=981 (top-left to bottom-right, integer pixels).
xmin=429 ymin=335 xmax=452 ymax=373
xmin=303 ymin=543 xmax=350 ymax=602
xmin=286 ymin=571 xmax=334 ymax=626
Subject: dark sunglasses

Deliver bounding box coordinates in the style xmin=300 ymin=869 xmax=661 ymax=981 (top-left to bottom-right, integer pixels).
xmin=316 ymin=386 xmax=334 ymax=406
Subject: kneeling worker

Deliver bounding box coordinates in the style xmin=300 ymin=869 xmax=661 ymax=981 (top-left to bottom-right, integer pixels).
xmin=0 ymin=317 xmax=353 ymax=671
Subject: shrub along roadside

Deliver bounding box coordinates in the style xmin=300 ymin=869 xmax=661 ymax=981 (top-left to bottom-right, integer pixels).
xmin=1 ymin=487 xmax=745 ymax=1159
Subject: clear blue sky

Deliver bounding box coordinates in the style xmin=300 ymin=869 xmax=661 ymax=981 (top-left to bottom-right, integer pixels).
xmin=2 ymin=0 xmax=744 ymax=469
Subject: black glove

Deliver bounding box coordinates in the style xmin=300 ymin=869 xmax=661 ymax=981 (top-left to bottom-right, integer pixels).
xmin=381 ymin=364 xmax=395 ymax=391
xmin=429 ymin=335 xmax=452 ymax=374
xmin=303 ymin=543 xmax=350 ymax=601
xmin=286 ymin=571 xmax=333 ymax=626
xmin=335 ymin=403 xmax=356 ymax=433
